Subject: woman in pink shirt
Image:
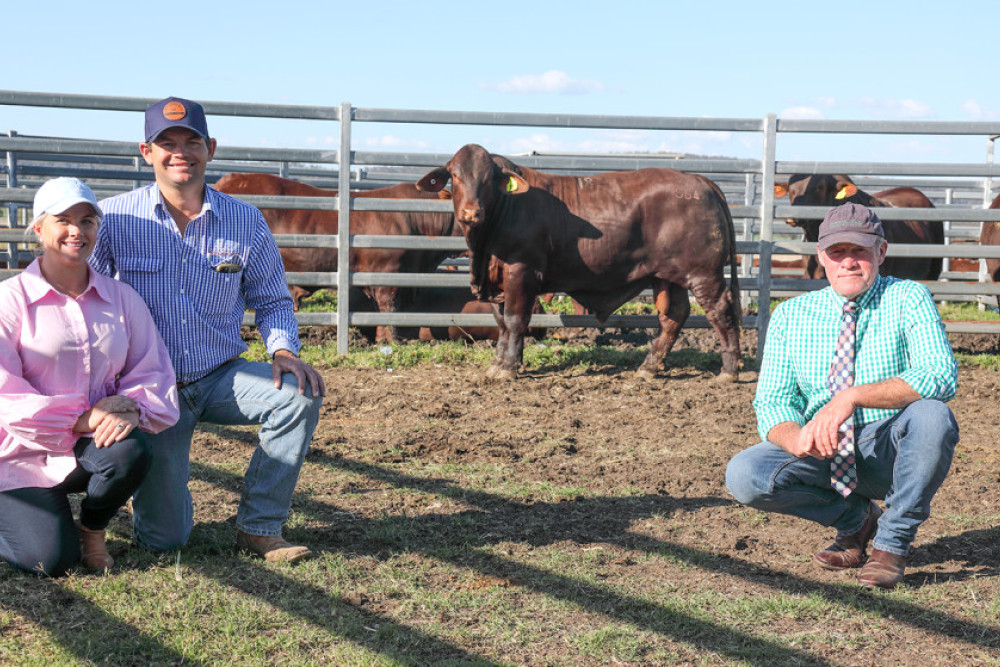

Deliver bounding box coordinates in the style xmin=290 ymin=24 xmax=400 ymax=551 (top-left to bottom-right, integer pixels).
xmin=0 ymin=178 xmax=179 ymax=576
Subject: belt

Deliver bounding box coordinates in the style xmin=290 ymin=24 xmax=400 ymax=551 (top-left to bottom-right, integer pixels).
xmin=176 ymin=355 xmax=243 ymax=390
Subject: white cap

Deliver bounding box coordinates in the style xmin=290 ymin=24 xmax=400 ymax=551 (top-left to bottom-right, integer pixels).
xmin=32 ymin=177 xmax=103 ymax=224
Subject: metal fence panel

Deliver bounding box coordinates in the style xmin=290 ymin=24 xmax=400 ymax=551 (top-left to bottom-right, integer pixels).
xmin=2 ymin=90 xmax=999 ymax=348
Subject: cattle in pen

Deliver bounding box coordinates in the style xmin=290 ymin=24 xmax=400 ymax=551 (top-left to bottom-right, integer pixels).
xmin=416 ymin=144 xmax=741 ymax=381
xmin=775 ymin=174 xmax=941 ymax=280
xmin=214 ymin=173 xmax=460 ymax=341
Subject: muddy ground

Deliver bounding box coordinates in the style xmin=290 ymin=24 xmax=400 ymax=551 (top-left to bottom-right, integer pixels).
xmin=195 ymin=327 xmax=1000 ymax=663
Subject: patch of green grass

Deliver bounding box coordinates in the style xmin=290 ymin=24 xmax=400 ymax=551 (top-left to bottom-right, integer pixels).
xmin=939 ymin=301 xmax=1000 ymax=321
xmin=956 ymin=352 xmax=1000 ymax=370
xmin=572 ymin=624 xmax=646 ymax=662
xmin=296 ymin=289 xmax=338 ymax=312
xmin=940 ymin=512 xmax=1000 ymax=529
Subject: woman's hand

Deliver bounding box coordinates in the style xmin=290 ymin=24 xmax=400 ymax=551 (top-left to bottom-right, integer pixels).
xmin=92 ymin=410 xmax=140 ymax=448
xmin=75 ymin=395 xmax=141 ymax=446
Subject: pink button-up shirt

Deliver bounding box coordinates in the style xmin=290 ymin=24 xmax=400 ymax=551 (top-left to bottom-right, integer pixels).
xmin=0 ymin=259 xmax=179 ymax=492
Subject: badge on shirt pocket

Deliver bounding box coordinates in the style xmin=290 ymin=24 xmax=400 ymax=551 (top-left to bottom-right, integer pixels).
xmin=206 ymin=240 xmax=245 ymax=274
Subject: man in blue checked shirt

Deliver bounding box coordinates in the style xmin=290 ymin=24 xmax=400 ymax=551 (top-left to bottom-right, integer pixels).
xmin=90 ymin=97 xmax=325 ymax=563
xmin=726 ymin=203 xmax=958 ymax=589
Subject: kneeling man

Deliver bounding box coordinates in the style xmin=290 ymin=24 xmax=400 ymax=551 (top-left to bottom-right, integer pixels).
xmin=726 ymin=203 xmax=959 ymax=589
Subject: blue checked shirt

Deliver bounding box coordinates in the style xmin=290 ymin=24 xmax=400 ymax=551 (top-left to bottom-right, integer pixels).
xmin=754 ymin=275 xmax=957 ymax=441
xmin=89 ymin=184 xmax=300 ymax=384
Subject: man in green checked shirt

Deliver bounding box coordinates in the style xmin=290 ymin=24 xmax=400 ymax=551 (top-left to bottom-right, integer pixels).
xmin=726 ymin=203 xmax=959 ymax=589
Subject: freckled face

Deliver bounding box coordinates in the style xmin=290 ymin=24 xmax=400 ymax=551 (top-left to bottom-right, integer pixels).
xmin=817 ymin=241 xmax=886 ymax=300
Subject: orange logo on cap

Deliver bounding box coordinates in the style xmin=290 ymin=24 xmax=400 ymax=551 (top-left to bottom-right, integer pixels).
xmin=162 ymin=101 xmax=187 ymax=121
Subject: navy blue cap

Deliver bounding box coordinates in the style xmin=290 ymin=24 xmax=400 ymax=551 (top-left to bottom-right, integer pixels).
xmin=144 ymin=97 xmax=210 ymax=142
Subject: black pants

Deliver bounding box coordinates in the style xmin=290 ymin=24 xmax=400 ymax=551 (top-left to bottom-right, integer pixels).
xmin=0 ymin=434 xmax=150 ymax=577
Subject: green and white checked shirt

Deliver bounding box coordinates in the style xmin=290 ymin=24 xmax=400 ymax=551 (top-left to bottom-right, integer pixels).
xmin=754 ymin=275 xmax=958 ymax=441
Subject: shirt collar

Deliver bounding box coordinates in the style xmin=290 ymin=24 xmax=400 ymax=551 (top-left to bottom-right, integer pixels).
xmin=151 ymin=183 xmax=214 ymax=223
xmin=826 ymin=274 xmax=884 ymax=310
xmin=21 ymin=258 xmax=111 ymax=305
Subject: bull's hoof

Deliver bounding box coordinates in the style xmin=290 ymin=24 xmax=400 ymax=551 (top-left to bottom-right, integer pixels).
xmin=485 ymin=363 xmax=501 ymax=379
xmin=488 ymin=367 xmax=518 ymax=381
xmin=716 ymin=371 xmax=738 ymax=384
xmin=635 ymin=365 xmax=659 ymax=381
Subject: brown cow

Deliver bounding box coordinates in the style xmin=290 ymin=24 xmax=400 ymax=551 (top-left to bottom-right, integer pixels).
xmin=776 ymin=174 xmax=942 ymax=280
xmin=416 ymin=144 xmax=741 ymax=381
xmin=214 ymin=173 xmax=460 ymax=341
xmin=983 ymin=193 xmax=1000 ymax=309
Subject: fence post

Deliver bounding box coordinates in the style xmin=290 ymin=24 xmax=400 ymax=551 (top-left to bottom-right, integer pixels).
xmin=336 ymin=102 xmax=352 ymax=354
xmin=132 ymin=156 xmax=141 ymax=190
xmin=942 ymin=187 xmax=952 ymax=280
xmin=980 ymin=136 xmax=997 ymax=311
xmin=5 ymin=130 xmax=19 ymax=269
xmin=739 ymin=173 xmax=754 ymax=309
xmin=756 ymin=114 xmax=777 ymax=358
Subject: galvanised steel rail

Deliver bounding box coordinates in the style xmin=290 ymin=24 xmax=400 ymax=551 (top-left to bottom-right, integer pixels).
xmin=3 ymin=91 xmax=1000 ymax=351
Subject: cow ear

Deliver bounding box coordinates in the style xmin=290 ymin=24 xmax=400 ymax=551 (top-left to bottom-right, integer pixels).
xmin=437 ymin=189 xmax=453 ymax=200
xmin=774 ymin=182 xmax=788 ymax=198
xmin=503 ymin=173 xmax=529 ymax=195
xmin=416 ymin=168 xmax=450 ymax=193
xmin=835 ymin=183 xmax=858 ymax=200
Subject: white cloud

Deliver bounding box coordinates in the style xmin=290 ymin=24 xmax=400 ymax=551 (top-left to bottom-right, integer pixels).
xmin=299 ymin=134 xmax=432 ymax=151
xmin=304 ymin=135 xmax=338 ymax=147
xmin=361 ymin=135 xmax=431 ymax=150
xmin=961 ymin=99 xmax=996 ymax=120
xmin=779 ymin=106 xmax=825 ymax=120
xmin=865 ymin=138 xmax=946 ymax=160
xmin=495 ymin=129 xmax=742 ymax=158
xmin=480 ymin=70 xmax=607 ymax=95
xmin=853 ymin=97 xmax=934 ymax=119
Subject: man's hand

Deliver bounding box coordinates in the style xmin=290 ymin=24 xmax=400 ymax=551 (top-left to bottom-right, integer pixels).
xmin=272 ymin=349 xmax=326 ymax=397
xmin=798 ymin=391 xmax=856 ymax=459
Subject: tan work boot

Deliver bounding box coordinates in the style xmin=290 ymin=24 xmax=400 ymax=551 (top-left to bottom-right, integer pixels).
xmin=76 ymin=522 xmax=114 ymax=570
xmin=236 ymin=530 xmax=312 ymax=563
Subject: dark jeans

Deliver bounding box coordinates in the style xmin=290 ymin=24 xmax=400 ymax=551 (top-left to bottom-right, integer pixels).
xmin=0 ymin=434 xmax=150 ymax=577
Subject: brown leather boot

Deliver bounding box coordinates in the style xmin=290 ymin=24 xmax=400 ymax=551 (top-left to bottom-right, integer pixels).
xmin=76 ymin=522 xmax=114 ymax=570
xmin=814 ymin=501 xmax=882 ymax=570
xmin=858 ymin=549 xmax=906 ymax=589
xmin=236 ymin=530 xmax=312 ymax=563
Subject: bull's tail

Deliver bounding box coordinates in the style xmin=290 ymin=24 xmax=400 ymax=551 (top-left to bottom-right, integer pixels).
xmin=724 ymin=204 xmax=742 ymax=330
xmin=707 ymin=179 xmax=741 ymax=329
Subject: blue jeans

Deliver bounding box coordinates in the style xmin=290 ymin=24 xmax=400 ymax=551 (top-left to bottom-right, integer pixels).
xmin=725 ymin=400 xmax=959 ymax=556
xmin=132 ymin=358 xmax=322 ymax=552
xmin=0 ymin=434 xmax=150 ymax=577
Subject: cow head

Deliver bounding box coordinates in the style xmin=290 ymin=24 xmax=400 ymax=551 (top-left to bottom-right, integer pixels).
xmin=777 ymin=174 xmax=859 ymax=239
xmin=416 ymin=144 xmax=529 ymax=229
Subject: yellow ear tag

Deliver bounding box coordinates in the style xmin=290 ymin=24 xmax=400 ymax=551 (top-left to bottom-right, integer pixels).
xmin=835 ymin=186 xmax=850 ymax=200
xmin=506 ymin=177 xmax=518 ymax=193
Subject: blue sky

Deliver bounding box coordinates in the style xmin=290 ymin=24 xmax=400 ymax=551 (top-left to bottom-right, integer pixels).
xmin=4 ymin=1 xmax=998 ymax=166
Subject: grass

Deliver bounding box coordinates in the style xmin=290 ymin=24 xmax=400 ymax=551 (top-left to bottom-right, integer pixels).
xmin=3 ymin=311 xmax=998 ymax=665
xmin=3 ymin=442 xmax=999 ymax=665
xmin=248 ymin=326 xmax=999 ymax=374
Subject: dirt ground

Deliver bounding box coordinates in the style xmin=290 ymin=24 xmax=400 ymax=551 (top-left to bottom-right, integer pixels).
xmin=200 ymin=327 xmax=1000 ymax=663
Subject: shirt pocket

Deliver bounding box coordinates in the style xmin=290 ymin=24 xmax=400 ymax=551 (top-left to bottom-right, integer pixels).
xmin=196 ymin=264 xmax=244 ymax=315
xmin=116 ymin=256 xmax=165 ymax=305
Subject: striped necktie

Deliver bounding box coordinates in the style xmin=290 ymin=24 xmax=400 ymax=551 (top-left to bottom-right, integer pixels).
xmin=828 ymin=300 xmax=858 ymax=497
